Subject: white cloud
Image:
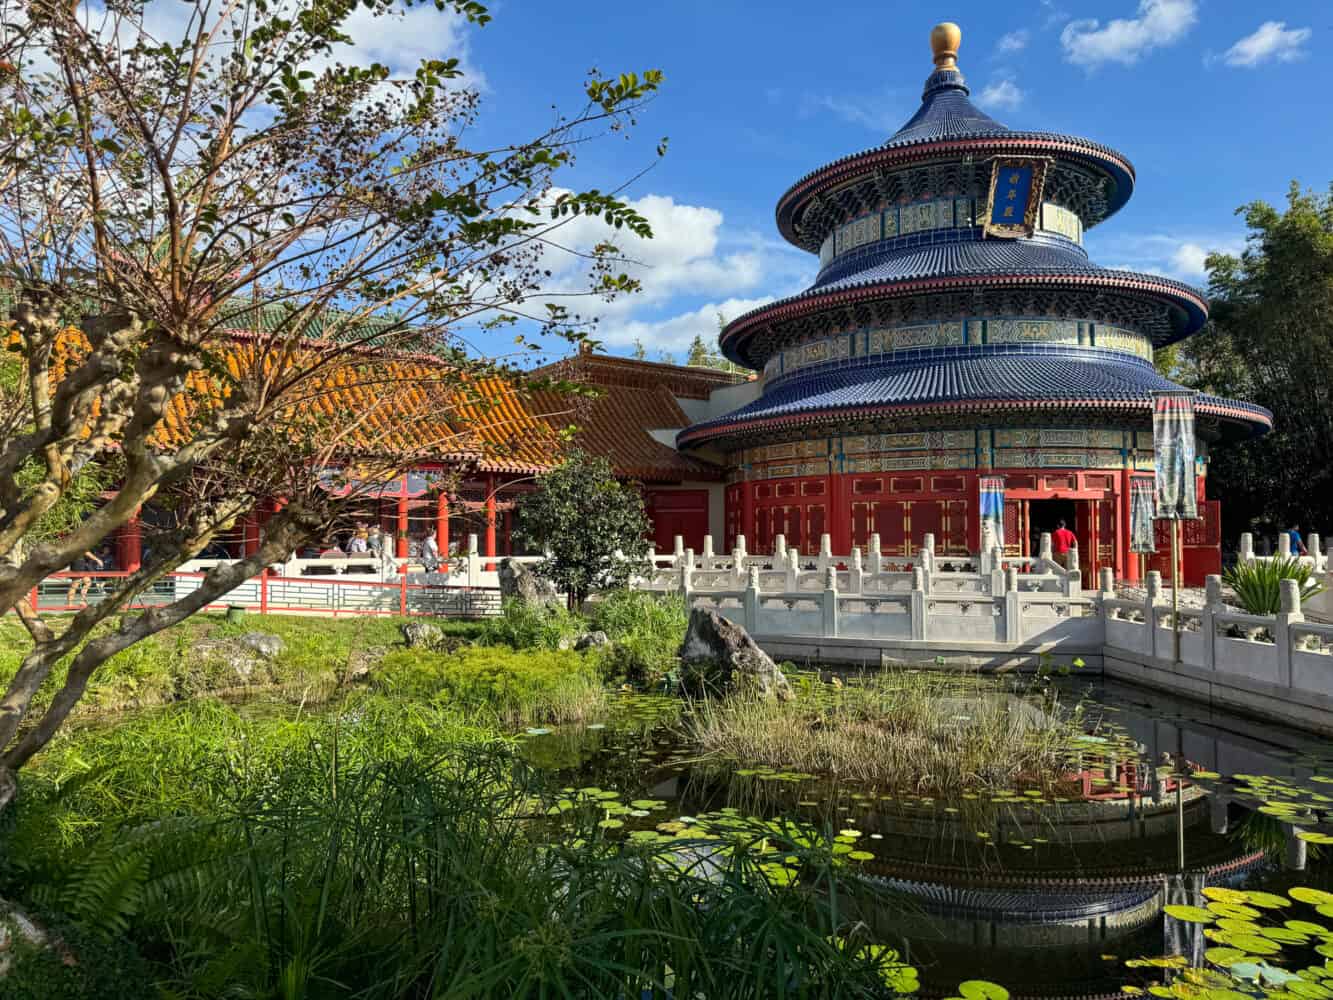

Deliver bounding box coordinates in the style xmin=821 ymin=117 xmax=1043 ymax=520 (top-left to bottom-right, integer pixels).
xmin=979 ymin=78 xmax=1025 ymax=111
xmin=1223 ymin=21 xmax=1312 ymax=68
xmin=516 ymin=191 xmax=811 ymax=354
xmin=798 ymin=92 xmax=906 ymax=135
xmin=995 ymin=30 xmax=1030 ymax=55
xmin=1061 ymin=0 xmax=1198 ymax=68
xmin=1087 ymin=232 xmax=1243 ymax=284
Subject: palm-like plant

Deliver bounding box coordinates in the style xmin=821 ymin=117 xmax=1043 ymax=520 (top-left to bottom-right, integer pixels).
xmin=1223 ymin=557 xmax=1326 ymax=615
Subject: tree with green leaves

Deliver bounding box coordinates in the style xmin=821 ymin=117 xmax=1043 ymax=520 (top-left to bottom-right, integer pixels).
xmin=1178 ymin=183 xmax=1333 ymax=537
xmin=0 ymin=0 xmax=662 ymax=805
xmin=686 ymin=333 xmax=710 ymax=367
xmin=515 ymin=451 xmax=651 ymax=608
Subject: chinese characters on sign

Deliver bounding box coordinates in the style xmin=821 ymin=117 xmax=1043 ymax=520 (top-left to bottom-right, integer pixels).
xmin=983 ymin=158 xmax=1049 ymax=239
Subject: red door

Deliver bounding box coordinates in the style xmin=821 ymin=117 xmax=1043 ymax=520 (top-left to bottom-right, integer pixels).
xmin=910 ymin=500 xmax=944 ymax=554
xmin=645 ymin=489 xmax=709 ymax=554
xmin=874 ymin=501 xmax=908 ymax=558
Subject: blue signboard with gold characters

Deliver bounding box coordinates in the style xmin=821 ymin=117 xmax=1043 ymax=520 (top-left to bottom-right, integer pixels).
xmin=983 ymin=158 xmax=1050 ymax=239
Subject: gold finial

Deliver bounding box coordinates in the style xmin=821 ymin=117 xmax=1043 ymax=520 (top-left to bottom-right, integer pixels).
xmin=931 ymin=22 xmax=962 ymax=70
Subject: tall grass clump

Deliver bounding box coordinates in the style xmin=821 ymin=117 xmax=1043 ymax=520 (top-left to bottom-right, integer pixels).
xmin=480 ymin=597 xmax=583 ymax=651
xmin=1223 ymin=556 xmax=1326 ymax=615
xmin=587 ymin=589 xmax=688 ymax=686
xmin=689 ymin=671 xmax=1088 ymax=794
xmin=373 ymin=646 xmax=606 ymax=725
xmin=4 ymin=705 xmax=906 ymax=999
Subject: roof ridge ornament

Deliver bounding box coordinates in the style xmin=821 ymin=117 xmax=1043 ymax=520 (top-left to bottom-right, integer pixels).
xmin=922 ymin=21 xmax=969 ymax=98
xmin=931 ymin=22 xmax=961 ymax=70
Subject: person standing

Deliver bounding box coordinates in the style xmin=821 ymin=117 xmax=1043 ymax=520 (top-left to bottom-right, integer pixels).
xmin=1052 ymin=519 xmax=1078 ymax=569
xmin=347 ymin=528 xmax=369 ymax=554
xmin=66 ymin=549 xmax=103 ymax=606
xmin=366 ymin=525 xmax=384 ymax=557
xmin=421 ymin=531 xmax=441 ymax=573
xmin=1288 ymin=524 xmax=1308 ymax=557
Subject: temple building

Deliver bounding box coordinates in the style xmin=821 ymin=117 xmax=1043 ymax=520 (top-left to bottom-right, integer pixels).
xmin=675 ymin=22 xmax=1270 ymax=585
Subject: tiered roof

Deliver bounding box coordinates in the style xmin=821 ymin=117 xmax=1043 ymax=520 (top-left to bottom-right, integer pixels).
xmin=683 ymin=23 xmax=1270 ymax=449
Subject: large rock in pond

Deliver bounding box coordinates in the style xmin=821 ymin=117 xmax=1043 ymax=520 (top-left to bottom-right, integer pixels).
xmin=237 ymin=631 xmax=284 ymax=660
xmin=498 ymin=558 xmax=560 ymax=607
xmin=677 ymin=608 xmax=791 ymax=699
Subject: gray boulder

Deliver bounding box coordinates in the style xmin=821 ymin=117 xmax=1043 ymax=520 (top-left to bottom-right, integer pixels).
xmin=498 ymin=558 xmax=560 ymax=607
xmin=400 ymin=621 xmax=444 ymax=650
xmin=678 ymin=608 xmax=792 ymax=699
xmin=574 ymin=630 xmax=610 ymax=651
xmin=237 ymin=631 xmax=284 ymax=660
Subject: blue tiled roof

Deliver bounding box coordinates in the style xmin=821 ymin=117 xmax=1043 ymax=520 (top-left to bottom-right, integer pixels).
xmin=886 ymin=70 xmax=1009 ymax=146
xmin=677 ymin=349 xmax=1272 ymax=446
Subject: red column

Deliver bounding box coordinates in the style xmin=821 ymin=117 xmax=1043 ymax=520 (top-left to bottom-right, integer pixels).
xmin=396 ymin=486 xmax=409 ymax=559
xmin=436 ymin=493 xmax=450 ymax=555
xmin=118 ymin=514 xmax=143 ymax=572
xmin=1121 ymin=468 xmax=1139 ymax=584
xmin=485 ymin=474 xmax=498 ymax=570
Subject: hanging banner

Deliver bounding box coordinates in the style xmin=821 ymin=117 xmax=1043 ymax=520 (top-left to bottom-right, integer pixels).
xmin=1130 ymin=479 xmax=1157 ymax=553
xmin=1151 ymin=391 xmax=1199 ymax=521
xmin=983 ymin=158 xmax=1050 ymax=239
xmin=979 ymin=476 xmax=1006 ymax=551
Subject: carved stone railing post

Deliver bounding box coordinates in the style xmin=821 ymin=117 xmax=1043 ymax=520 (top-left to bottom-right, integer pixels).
xmin=922 ymin=533 xmax=936 ymax=575
xmin=680 ymin=548 xmax=695 ymax=600
xmin=918 ymin=548 xmax=933 ymax=593
xmin=467 ymin=534 xmax=481 ymax=588
xmin=911 ymin=566 xmax=927 ymax=640
xmin=1276 ymin=578 xmax=1303 ymax=688
xmin=1099 ymin=567 xmax=1115 ymax=595
xmin=674 ymin=535 xmax=685 ymax=562
xmin=744 ymin=565 xmax=760 ymax=634
xmin=1145 ymin=570 xmax=1163 ymax=659
xmin=1278 ymin=532 xmax=1292 ymax=559
xmin=989 ymin=546 xmax=1005 ymax=597
xmin=774 ymin=533 xmax=787 ymax=561
xmin=702 ymin=534 xmax=715 ymax=561
xmin=1308 ymin=533 xmax=1321 ymax=568
xmin=1039 ymin=532 xmax=1053 ymax=567
xmin=867 ymin=533 xmax=882 ymax=576
xmin=823 ymin=567 xmax=839 ymax=637
xmin=1065 ymin=546 xmax=1081 ymax=597
xmin=786 ymin=547 xmax=799 ymax=592
xmin=848 ymin=546 xmax=863 ymax=595
xmin=819 ymin=533 xmax=833 ymax=574
xmin=1238 ymin=532 xmax=1255 ymax=563
xmin=1202 ymin=574 xmax=1224 ymax=671
xmin=734 ymin=535 xmax=748 ymax=583
xmin=1004 ymin=565 xmax=1021 ymax=643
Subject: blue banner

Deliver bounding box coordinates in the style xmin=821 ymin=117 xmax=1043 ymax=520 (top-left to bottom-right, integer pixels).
xmin=989 ymin=165 xmax=1034 ymax=227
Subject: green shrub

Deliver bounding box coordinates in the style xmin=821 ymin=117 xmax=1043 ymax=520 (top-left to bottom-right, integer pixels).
xmin=480 ymin=598 xmax=584 ymax=651
xmin=374 ymin=645 xmax=605 ymax=725
xmin=1223 ymin=557 xmax=1326 ymax=615
xmin=587 ymin=590 xmax=687 ymax=686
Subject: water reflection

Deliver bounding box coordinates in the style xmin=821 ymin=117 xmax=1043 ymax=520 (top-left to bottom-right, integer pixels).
xmin=518 ymin=678 xmax=1333 ymax=997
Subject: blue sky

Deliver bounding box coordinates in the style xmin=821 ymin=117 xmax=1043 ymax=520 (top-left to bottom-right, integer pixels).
xmin=384 ymin=0 xmax=1329 ymax=360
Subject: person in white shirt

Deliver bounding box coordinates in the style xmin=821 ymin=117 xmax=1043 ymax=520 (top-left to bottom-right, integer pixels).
xmin=421 ymin=532 xmax=441 ymax=572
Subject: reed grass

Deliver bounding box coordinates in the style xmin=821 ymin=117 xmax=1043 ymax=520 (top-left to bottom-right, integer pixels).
xmin=688 ymin=671 xmax=1088 ymax=794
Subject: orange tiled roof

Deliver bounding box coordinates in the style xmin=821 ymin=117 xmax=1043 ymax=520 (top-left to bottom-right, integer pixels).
xmin=18 ymin=330 xmax=716 ymax=481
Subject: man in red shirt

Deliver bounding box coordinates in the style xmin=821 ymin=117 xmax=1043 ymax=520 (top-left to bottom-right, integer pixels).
xmin=1052 ymin=519 xmax=1078 ymax=568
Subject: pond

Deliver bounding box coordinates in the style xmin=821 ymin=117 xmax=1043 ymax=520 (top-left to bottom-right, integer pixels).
xmin=514 ymin=676 xmax=1333 ymax=998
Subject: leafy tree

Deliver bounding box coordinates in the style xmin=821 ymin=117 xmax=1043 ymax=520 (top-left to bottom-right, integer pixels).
xmin=515 ymin=451 xmax=651 ymax=608
xmin=686 ymin=334 xmax=710 ymax=367
xmin=0 ymin=0 xmax=662 ymax=805
xmin=1178 ymin=183 xmax=1333 ymax=538
xmin=631 ymin=338 xmax=648 ymax=360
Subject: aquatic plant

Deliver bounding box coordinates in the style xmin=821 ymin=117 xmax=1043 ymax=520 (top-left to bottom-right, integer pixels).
xmin=687 ymin=671 xmax=1093 ymax=794
xmin=1224 ymin=556 xmax=1326 ymax=615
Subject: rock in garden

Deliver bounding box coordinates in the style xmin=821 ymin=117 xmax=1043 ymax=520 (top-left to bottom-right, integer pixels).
xmin=237 ymin=632 xmax=284 ymax=659
xmin=498 ymin=558 xmax=560 ymax=607
xmin=574 ymin=630 xmax=610 ymax=651
xmin=400 ymin=621 xmax=444 ymax=650
xmin=677 ymin=608 xmax=791 ymax=699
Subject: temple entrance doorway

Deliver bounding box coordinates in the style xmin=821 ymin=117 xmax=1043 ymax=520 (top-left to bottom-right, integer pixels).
xmin=1027 ymin=498 xmax=1078 ymax=559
